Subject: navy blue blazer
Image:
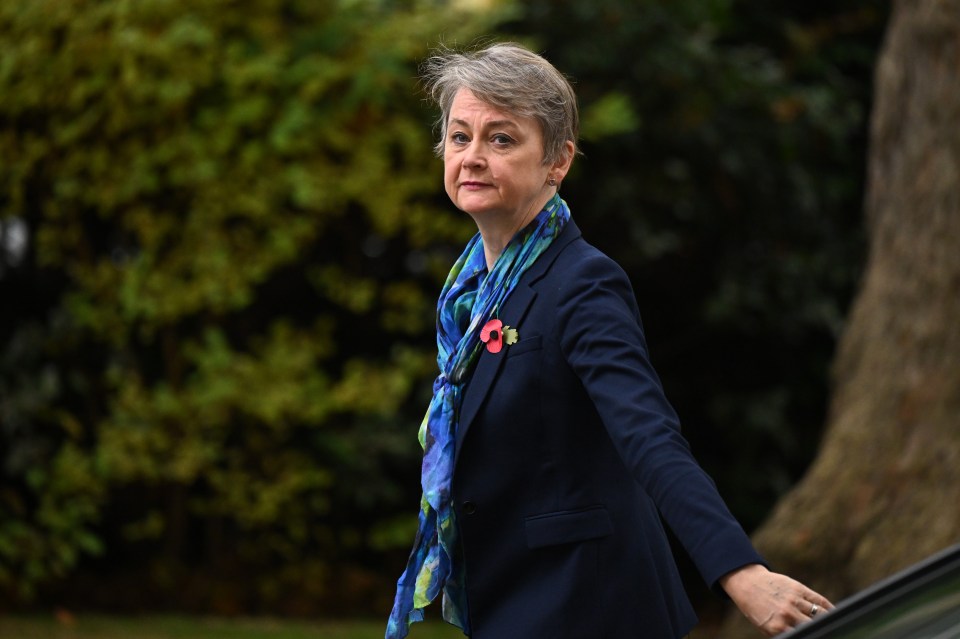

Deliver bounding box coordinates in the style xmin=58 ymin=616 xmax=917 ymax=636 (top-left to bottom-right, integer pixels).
xmin=452 ymin=220 xmax=764 ymax=638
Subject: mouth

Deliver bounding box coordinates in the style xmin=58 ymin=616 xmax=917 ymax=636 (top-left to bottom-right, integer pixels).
xmin=460 ymin=181 xmax=491 ymax=190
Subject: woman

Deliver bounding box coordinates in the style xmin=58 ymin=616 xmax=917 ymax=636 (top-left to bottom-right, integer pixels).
xmin=387 ymin=42 xmax=833 ymax=639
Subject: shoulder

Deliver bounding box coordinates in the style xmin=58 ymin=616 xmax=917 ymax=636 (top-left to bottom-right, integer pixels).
xmin=534 ymin=232 xmax=644 ymax=359
xmin=548 ymin=234 xmax=637 ymax=306
xmin=545 ymin=230 xmax=632 ymax=288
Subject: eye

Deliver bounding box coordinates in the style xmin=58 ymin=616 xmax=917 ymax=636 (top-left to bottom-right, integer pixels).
xmin=491 ymin=133 xmax=514 ymax=147
xmin=449 ymin=131 xmax=469 ymax=145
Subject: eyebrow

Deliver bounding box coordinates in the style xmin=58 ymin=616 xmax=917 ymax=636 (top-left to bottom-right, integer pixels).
xmin=448 ymin=118 xmax=520 ymax=130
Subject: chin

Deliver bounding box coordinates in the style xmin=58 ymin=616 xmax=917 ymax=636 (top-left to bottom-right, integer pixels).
xmin=456 ymin=200 xmax=498 ymax=218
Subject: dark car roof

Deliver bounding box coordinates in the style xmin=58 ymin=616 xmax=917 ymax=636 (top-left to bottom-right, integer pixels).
xmin=786 ymin=542 xmax=960 ymax=638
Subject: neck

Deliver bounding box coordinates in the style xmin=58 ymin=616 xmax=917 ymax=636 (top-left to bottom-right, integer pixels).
xmin=476 ymin=190 xmax=556 ymax=270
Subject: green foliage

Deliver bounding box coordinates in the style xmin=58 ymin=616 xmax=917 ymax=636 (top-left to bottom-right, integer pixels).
xmin=0 ymin=0 xmax=502 ymax=609
xmin=580 ymin=92 xmax=642 ymax=140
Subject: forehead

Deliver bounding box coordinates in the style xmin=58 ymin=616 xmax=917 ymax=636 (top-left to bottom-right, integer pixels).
xmin=448 ymin=89 xmax=538 ymax=131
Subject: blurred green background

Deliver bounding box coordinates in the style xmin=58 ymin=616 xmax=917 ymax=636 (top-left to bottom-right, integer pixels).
xmin=1 ymin=0 xmax=886 ymax=626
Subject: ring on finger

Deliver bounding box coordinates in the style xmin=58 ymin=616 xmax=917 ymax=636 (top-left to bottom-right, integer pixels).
xmin=810 ymin=603 xmax=820 ymax=617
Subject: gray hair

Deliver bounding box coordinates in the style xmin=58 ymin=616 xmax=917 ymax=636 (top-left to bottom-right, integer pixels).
xmin=420 ymin=42 xmax=580 ymax=166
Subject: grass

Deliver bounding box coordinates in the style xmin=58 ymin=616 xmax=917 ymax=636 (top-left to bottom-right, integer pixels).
xmin=0 ymin=615 xmax=465 ymax=639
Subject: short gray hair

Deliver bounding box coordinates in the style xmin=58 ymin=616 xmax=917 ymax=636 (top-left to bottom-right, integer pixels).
xmin=420 ymin=42 xmax=580 ymax=166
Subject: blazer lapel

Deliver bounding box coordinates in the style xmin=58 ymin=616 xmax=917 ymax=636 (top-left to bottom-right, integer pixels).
xmin=454 ymin=220 xmax=583 ymax=465
xmin=455 ymin=283 xmax=537 ymax=463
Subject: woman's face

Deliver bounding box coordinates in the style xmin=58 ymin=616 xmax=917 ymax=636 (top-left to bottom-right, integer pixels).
xmin=443 ymin=89 xmax=568 ymax=229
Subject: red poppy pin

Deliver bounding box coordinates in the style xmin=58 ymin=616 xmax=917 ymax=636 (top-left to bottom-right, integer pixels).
xmin=480 ymin=319 xmax=519 ymax=354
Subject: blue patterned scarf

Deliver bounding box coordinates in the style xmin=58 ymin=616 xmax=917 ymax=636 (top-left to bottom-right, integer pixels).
xmin=386 ymin=194 xmax=571 ymax=638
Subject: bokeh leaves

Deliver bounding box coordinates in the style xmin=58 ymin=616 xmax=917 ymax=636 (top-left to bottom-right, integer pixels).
xmin=0 ymin=0 xmax=499 ymax=606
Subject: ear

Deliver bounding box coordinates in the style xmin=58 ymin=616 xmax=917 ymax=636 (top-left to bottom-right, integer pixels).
xmin=550 ymin=140 xmax=576 ymax=182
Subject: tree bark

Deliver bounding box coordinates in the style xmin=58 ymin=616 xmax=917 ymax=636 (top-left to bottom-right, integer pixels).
xmin=718 ymin=0 xmax=960 ymax=635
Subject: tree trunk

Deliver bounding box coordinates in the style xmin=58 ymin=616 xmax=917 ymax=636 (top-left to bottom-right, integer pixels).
xmin=718 ymin=0 xmax=960 ymax=636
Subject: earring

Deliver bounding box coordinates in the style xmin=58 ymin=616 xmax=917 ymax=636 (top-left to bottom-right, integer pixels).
xmin=548 ymin=177 xmax=557 ymax=186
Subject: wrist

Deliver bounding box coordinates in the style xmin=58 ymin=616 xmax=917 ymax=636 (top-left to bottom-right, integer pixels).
xmin=720 ymin=563 xmax=768 ymax=598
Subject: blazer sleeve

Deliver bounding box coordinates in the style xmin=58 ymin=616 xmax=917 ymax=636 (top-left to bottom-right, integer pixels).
xmin=556 ymin=248 xmax=765 ymax=590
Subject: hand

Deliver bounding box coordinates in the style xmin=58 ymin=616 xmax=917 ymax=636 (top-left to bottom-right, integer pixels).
xmin=720 ymin=563 xmax=834 ymax=637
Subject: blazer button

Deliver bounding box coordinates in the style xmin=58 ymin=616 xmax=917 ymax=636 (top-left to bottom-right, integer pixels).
xmin=461 ymin=501 xmax=477 ymax=515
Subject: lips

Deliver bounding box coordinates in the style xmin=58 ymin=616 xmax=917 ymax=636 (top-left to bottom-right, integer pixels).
xmin=460 ymin=181 xmax=491 ymax=190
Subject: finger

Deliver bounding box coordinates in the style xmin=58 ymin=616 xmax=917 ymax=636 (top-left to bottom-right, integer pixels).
xmin=785 ymin=598 xmax=817 ymax=625
xmin=800 ymin=587 xmax=835 ymax=611
xmin=781 ymin=597 xmax=815 ymax=627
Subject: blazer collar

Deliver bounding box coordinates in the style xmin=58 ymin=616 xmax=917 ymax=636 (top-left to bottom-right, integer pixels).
xmin=454 ymin=219 xmax=582 ymax=465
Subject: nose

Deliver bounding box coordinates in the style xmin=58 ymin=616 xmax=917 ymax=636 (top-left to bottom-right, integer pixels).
xmin=462 ymin=140 xmax=486 ymax=169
